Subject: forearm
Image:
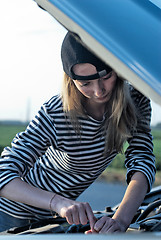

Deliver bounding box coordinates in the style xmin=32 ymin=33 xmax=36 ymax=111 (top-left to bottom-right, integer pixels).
xmin=0 ymin=177 xmax=96 ymax=229
xmin=112 ymin=171 xmax=148 ymax=231
xmin=0 ymin=178 xmax=54 ymax=210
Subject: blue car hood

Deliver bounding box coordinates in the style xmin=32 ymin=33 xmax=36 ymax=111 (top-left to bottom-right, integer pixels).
xmin=35 ymin=0 xmax=161 ymax=105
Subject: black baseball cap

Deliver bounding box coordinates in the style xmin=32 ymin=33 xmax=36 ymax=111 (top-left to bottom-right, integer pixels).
xmin=61 ymin=32 xmax=112 ymax=80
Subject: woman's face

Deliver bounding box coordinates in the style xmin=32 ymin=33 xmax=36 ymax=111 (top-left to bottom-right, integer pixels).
xmin=73 ymin=63 xmax=117 ymax=104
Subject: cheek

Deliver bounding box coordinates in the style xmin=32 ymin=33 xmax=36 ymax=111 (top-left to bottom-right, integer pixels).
xmin=78 ymin=87 xmax=92 ymax=97
xmin=104 ymin=78 xmax=116 ymax=91
xmin=73 ymin=82 xmax=89 ymax=96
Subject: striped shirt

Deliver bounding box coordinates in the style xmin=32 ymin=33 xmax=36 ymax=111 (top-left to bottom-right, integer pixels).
xmin=0 ymin=88 xmax=156 ymax=219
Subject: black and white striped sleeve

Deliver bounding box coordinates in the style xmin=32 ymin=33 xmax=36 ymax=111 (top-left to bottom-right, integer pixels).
xmin=0 ymin=104 xmax=56 ymax=190
xmin=125 ymin=89 xmax=156 ymax=192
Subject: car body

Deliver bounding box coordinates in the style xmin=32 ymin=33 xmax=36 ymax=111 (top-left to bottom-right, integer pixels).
xmin=2 ymin=0 xmax=160 ymax=238
xmin=35 ymin=0 xmax=161 ymax=106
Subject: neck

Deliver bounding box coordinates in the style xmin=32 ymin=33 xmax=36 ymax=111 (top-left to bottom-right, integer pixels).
xmin=84 ymin=100 xmax=106 ymax=120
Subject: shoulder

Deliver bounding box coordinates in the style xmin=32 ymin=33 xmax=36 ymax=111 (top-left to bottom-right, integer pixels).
xmin=40 ymin=94 xmax=64 ymax=119
xmin=44 ymin=94 xmax=63 ymax=109
xmin=129 ymin=84 xmax=151 ymax=114
xmin=129 ymin=84 xmax=152 ymax=131
xmin=129 ymin=84 xmax=150 ymax=106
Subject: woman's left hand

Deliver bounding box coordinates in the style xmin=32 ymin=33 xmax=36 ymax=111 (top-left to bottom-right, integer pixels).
xmin=85 ymin=216 xmax=126 ymax=234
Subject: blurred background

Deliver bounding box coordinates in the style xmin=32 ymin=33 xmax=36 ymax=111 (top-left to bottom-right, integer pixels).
xmin=0 ymin=0 xmax=161 ymax=126
xmin=0 ymin=0 xmax=66 ymax=123
xmin=0 ymin=0 xmax=160 ymax=210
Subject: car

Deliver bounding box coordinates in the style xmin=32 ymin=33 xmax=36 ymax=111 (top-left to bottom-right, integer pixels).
xmin=35 ymin=0 xmax=161 ymax=106
xmin=1 ymin=0 xmax=161 ymax=238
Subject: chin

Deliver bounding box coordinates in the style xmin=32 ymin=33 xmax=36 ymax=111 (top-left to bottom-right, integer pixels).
xmin=95 ymin=95 xmax=110 ymax=103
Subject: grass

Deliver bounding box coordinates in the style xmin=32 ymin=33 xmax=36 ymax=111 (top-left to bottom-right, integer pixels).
xmin=0 ymin=124 xmax=161 ymax=186
xmin=98 ymin=128 xmax=161 ymax=186
xmin=98 ymin=167 xmax=161 ymax=187
xmin=0 ymin=124 xmax=27 ymax=152
xmin=106 ymin=129 xmax=161 ymax=170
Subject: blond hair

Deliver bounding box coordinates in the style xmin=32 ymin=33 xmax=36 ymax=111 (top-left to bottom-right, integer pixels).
xmin=61 ymin=72 xmax=137 ymax=153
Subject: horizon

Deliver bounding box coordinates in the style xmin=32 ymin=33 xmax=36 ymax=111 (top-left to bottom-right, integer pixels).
xmin=0 ymin=0 xmax=161 ymax=126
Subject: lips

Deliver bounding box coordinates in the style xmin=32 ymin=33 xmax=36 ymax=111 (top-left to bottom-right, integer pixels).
xmin=96 ymin=94 xmax=109 ymax=100
xmin=95 ymin=92 xmax=112 ymax=101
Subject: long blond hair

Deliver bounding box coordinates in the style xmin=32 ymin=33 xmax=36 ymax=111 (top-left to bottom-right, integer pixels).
xmin=61 ymin=72 xmax=137 ymax=154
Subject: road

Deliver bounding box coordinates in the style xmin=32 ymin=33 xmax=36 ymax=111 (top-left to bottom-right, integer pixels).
xmin=77 ymin=180 xmax=127 ymax=211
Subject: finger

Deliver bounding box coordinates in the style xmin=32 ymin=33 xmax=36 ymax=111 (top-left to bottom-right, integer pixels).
xmin=94 ymin=216 xmax=107 ymax=232
xmin=98 ymin=218 xmax=120 ymax=233
xmin=79 ymin=202 xmax=94 ymax=225
xmin=85 ymin=229 xmax=98 ymax=234
xmin=72 ymin=206 xmax=80 ymax=225
xmin=105 ymin=224 xmax=120 ymax=233
xmin=65 ymin=209 xmax=74 ymax=225
xmin=104 ymin=219 xmax=122 ymax=233
xmin=99 ymin=222 xmax=113 ymax=233
xmin=79 ymin=205 xmax=88 ymax=225
xmin=114 ymin=229 xmax=121 ymax=233
xmin=85 ymin=230 xmax=92 ymax=234
xmin=84 ymin=202 xmax=97 ymax=231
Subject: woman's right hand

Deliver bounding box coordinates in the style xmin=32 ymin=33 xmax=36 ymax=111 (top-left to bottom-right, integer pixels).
xmin=51 ymin=194 xmax=97 ymax=231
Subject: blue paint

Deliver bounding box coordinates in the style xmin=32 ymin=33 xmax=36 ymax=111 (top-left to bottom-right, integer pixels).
xmin=48 ymin=0 xmax=161 ymax=97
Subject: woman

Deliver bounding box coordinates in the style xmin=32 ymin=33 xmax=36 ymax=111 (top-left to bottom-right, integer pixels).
xmin=0 ymin=32 xmax=156 ymax=233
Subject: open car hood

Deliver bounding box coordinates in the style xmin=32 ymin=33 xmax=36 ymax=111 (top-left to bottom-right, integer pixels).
xmin=35 ymin=0 xmax=161 ymax=106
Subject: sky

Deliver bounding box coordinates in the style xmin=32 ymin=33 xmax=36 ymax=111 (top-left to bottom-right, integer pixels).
xmin=0 ymin=0 xmax=161 ymax=126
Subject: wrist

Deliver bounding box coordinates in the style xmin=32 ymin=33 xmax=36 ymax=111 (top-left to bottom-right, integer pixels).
xmin=50 ymin=194 xmax=66 ymax=214
xmin=112 ymin=215 xmax=130 ymax=232
xmin=49 ymin=193 xmax=57 ymax=215
xmin=50 ymin=193 xmax=63 ymax=216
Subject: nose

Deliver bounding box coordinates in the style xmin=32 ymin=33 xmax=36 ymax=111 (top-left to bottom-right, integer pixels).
xmin=94 ymin=80 xmax=105 ymax=97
